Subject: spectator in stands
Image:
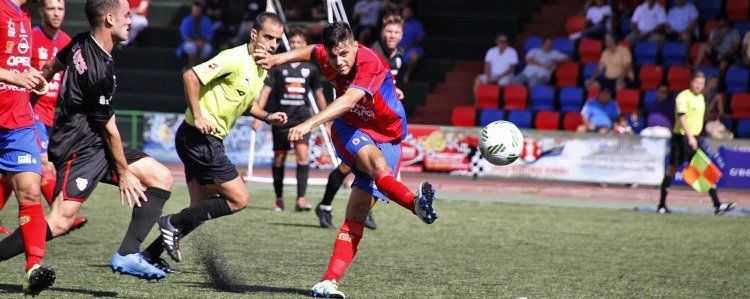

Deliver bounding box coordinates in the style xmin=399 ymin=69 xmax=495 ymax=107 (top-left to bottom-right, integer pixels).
xmin=399 ymin=5 xmax=425 ymax=84
xmin=643 ymin=84 xmax=674 ymax=135
xmin=703 ymin=75 xmax=725 ymax=120
xmin=511 ymin=38 xmax=569 ymax=87
xmin=352 ymin=0 xmax=384 ymax=44
xmin=614 ymin=115 xmax=634 ymax=135
xmin=693 ymin=16 xmax=740 ymax=70
xmin=123 ymin=0 xmax=149 ymax=46
xmin=625 ymin=0 xmax=665 ymax=44
xmin=581 ymin=0 xmax=612 ymax=39
xmin=204 ymin=0 xmax=228 ymax=39
xmin=578 ymin=88 xmax=620 ymax=134
xmin=740 ymin=30 xmax=750 ymax=67
xmin=587 ymin=34 xmax=633 ymax=91
xmin=228 ymin=2 xmax=265 ymax=47
xmin=179 ymin=1 xmax=214 ymax=67
xmin=664 ymin=0 xmax=698 ymax=46
xmin=474 ymin=34 xmax=518 ymax=96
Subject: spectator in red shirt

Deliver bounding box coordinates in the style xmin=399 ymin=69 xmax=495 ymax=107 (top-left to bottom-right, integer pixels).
xmin=124 ymin=0 xmax=148 ymax=46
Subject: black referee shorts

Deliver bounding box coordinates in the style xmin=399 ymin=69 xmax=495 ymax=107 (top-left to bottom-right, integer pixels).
xmin=271 ymin=126 xmax=310 ymax=152
xmin=669 ymin=134 xmax=703 ymax=167
xmin=175 ymin=121 xmax=238 ymax=185
xmin=54 ymin=145 xmax=148 ymax=202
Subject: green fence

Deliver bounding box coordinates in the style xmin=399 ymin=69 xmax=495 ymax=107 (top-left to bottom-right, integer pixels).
xmin=115 ymin=110 xmax=147 ymax=150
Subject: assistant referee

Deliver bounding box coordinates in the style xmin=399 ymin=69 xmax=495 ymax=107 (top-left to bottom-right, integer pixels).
xmin=657 ymin=71 xmax=736 ymax=215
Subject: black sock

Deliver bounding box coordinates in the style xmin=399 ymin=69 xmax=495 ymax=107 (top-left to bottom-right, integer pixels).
xmin=296 ymin=164 xmax=309 ymax=199
xmin=659 ymin=176 xmax=672 ymax=208
xmin=0 ymin=226 xmax=53 ymax=262
xmin=117 ymin=187 xmax=170 ymax=256
xmin=320 ymin=168 xmax=346 ymax=206
xmin=709 ymin=188 xmax=721 ymax=208
xmin=272 ymin=165 xmax=284 ymax=199
xmin=142 ymin=197 xmax=232 ymax=260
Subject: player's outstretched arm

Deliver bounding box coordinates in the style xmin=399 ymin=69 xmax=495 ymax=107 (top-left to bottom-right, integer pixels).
xmin=183 ymin=69 xmax=217 ymax=134
xmin=100 ymin=116 xmax=148 ymax=208
xmin=247 ymin=98 xmax=287 ymax=126
xmin=254 ymin=45 xmax=314 ymax=70
xmin=288 ymin=88 xmax=365 ymax=141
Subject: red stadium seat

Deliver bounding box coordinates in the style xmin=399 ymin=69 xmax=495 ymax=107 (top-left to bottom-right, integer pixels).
xmin=534 ymin=110 xmax=561 ymax=130
xmin=703 ymin=20 xmax=717 ymax=38
xmin=566 ymin=15 xmax=586 ymax=35
xmin=503 ymin=84 xmax=528 ymax=110
xmin=587 ymin=87 xmax=600 ymax=99
xmin=555 ymin=62 xmax=580 ymax=87
xmin=562 ymin=111 xmax=583 ymax=131
xmin=639 ymin=65 xmax=664 ymax=90
xmin=451 ymin=106 xmax=477 ymax=127
xmin=667 ymin=66 xmax=691 ymax=92
xmin=690 ymin=43 xmax=710 ymax=67
xmin=475 ymin=84 xmax=500 ymax=109
xmin=615 ymin=88 xmax=640 ymax=114
xmin=727 ymin=0 xmax=749 ymax=21
xmin=731 ymin=93 xmax=750 ymax=119
xmin=578 ymin=39 xmax=602 ymax=63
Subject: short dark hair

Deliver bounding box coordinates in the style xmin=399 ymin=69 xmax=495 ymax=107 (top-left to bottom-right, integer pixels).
xmin=252 ymin=12 xmax=283 ymax=32
xmin=288 ymin=28 xmax=307 ymax=41
xmin=382 ymin=13 xmax=403 ymax=27
xmin=692 ymin=71 xmax=705 ymax=80
xmin=322 ymin=22 xmax=354 ymax=50
xmin=41 ymin=0 xmax=63 ymax=8
xmin=85 ymin=0 xmax=122 ymax=28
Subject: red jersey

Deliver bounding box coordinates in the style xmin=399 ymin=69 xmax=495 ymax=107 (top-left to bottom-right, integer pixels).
xmin=31 ymin=27 xmax=70 ymax=126
xmin=128 ymin=0 xmax=149 ymax=15
xmin=0 ymin=0 xmax=34 ymax=129
xmin=311 ymin=44 xmax=407 ymax=143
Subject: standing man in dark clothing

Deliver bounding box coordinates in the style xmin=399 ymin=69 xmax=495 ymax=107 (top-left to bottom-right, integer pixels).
xmin=254 ymin=29 xmax=328 ymax=212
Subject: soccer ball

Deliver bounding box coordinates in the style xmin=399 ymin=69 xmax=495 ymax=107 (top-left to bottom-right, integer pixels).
xmin=479 ymin=120 xmax=523 ymax=166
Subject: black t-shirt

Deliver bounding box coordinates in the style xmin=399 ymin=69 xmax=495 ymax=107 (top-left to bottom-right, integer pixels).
xmin=49 ymin=32 xmax=117 ymax=164
xmin=370 ymin=40 xmax=403 ymax=80
xmin=263 ymin=62 xmax=323 ymax=128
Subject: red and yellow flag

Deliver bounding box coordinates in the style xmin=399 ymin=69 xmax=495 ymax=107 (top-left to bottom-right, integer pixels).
xmin=682 ymin=150 xmax=722 ymax=194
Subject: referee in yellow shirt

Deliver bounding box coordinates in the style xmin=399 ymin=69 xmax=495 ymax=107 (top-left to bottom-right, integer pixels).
xmin=139 ymin=12 xmax=288 ymax=268
xmin=657 ymin=71 xmax=736 ymax=215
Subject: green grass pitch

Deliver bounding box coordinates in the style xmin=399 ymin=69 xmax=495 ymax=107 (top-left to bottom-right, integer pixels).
xmin=0 ymin=183 xmax=748 ymax=297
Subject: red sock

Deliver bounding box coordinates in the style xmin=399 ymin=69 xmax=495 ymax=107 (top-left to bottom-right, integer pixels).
xmin=321 ymin=219 xmax=365 ymax=282
xmin=19 ymin=203 xmax=47 ymax=271
xmin=374 ymin=172 xmax=415 ymax=212
xmin=40 ymin=169 xmax=56 ymax=206
xmin=0 ymin=178 xmax=12 ymax=210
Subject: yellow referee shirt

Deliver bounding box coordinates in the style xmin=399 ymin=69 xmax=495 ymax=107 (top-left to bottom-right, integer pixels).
xmin=184 ymin=44 xmax=267 ymax=139
xmin=673 ymin=89 xmax=705 ymax=136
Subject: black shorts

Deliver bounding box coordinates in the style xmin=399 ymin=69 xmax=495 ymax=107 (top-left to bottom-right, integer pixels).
xmin=175 ymin=121 xmax=238 ymax=185
xmin=54 ymin=144 xmax=148 ymax=202
xmin=669 ymin=134 xmax=702 ymax=166
xmin=272 ymin=126 xmax=310 ymax=152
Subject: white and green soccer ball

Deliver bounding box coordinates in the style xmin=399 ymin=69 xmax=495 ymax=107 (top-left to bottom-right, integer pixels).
xmin=479 ymin=120 xmax=523 ymax=166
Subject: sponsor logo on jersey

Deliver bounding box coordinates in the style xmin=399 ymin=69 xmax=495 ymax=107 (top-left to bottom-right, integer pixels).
xmin=73 ymin=45 xmax=87 ymax=74
xmin=7 ymin=20 xmax=15 ymax=37
xmin=6 ymin=55 xmax=30 ymax=66
xmin=99 ymin=95 xmax=111 ymax=105
xmin=18 ymin=216 xmax=30 ymax=226
xmin=282 ymin=69 xmax=288 ymax=76
xmin=337 ymin=232 xmax=351 ymax=242
xmin=208 ymin=63 xmax=218 ymax=70
xmin=4 ymin=41 xmax=13 ymax=53
xmin=75 ymin=177 xmax=89 ymax=191
xmin=348 ymin=104 xmax=376 ymax=120
xmin=17 ymin=154 xmax=34 ymax=164
xmin=301 ymin=68 xmax=310 ymax=78
xmin=38 ymin=47 xmax=48 ymax=60
xmin=352 ymin=138 xmax=360 ymax=145
xmin=17 ymin=37 xmax=29 ymax=54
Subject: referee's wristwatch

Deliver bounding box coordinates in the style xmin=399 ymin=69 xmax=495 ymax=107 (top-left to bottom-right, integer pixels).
xmin=262 ymin=113 xmax=271 ymax=124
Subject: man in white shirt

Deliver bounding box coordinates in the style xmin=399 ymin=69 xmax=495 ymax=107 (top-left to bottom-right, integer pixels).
xmin=582 ymin=0 xmax=612 ymax=39
xmin=511 ymin=38 xmax=569 ymax=87
xmin=665 ymin=0 xmax=698 ymax=44
xmin=474 ymin=34 xmax=518 ymax=94
xmin=626 ymin=0 xmax=666 ymax=44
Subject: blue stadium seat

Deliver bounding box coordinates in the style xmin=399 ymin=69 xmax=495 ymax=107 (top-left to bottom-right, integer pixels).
xmin=582 ymin=63 xmax=597 ymax=80
xmin=559 ymin=87 xmax=584 ymax=113
xmin=524 ymin=36 xmax=542 ymax=54
xmin=698 ymin=66 xmax=720 ymax=79
xmin=620 ymin=18 xmax=631 ymax=36
xmin=735 ymin=22 xmax=750 ymax=38
xmin=737 ymin=119 xmax=750 ymax=138
xmin=662 ymin=41 xmax=686 ymax=67
xmin=507 ymin=110 xmax=533 ymax=129
xmin=643 ymin=89 xmax=657 ymax=107
xmin=478 ymin=109 xmax=505 ymax=127
xmin=726 ymin=67 xmax=750 ymax=93
xmin=721 ymin=118 xmax=734 ymax=133
xmin=698 ymin=0 xmax=722 ymax=20
xmin=552 ymin=38 xmax=575 ymax=57
xmin=530 ymin=85 xmax=555 ymax=111
xmin=634 ymin=41 xmax=658 ymax=67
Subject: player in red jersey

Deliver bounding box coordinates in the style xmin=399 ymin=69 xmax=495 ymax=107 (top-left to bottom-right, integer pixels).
xmin=255 ymin=22 xmax=438 ymax=298
xmin=0 ymin=0 xmax=56 ymax=295
xmin=0 ymin=0 xmax=88 ymax=235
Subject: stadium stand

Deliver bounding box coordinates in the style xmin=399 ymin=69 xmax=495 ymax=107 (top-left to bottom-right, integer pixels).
xmin=451 ymin=106 xmax=477 ymax=127
xmin=507 ymin=110 xmax=533 ymax=129
xmin=503 ymin=84 xmax=529 ymax=111
xmin=534 ymin=110 xmax=560 ymax=130
xmin=639 ymin=65 xmax=664 ymax=90
xmin=530 ymin=85 xmax=555 ymax=111
xmin=479 ymin=109 xmax=505 ymax=127
xmin=559 ymin=87 xmax=584 ymax=113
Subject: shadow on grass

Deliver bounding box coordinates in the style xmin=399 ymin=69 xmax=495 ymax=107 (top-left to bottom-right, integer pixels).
xmin=181 ymin=282 xmax=309 ymax=295
xmin=269 ymin=222 xmax=321 ymax=228
xmin=0 ymin=283 xmax=117 ymax=297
